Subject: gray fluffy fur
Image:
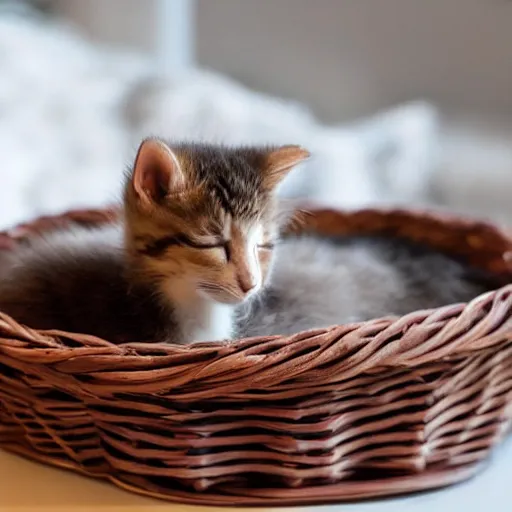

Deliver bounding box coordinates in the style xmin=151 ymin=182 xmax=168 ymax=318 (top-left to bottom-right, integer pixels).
xmin=0 ymin=227 xmax=497 ymax=343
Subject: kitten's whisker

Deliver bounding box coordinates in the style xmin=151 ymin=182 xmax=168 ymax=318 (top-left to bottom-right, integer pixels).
xmin=200 ymin=281 xmax=241 ymax=297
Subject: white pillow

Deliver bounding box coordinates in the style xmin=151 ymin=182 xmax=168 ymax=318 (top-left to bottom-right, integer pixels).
xmin=130 ymin=72 xmax=439 ymax=210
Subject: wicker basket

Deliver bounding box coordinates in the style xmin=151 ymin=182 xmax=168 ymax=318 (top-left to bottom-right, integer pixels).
xmin=0 ymin=206 xmax=511 ymax=506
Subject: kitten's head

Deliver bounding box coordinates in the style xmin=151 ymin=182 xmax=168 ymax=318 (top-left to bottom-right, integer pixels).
xmin=124 ymin=138 xmax=309 ymax=304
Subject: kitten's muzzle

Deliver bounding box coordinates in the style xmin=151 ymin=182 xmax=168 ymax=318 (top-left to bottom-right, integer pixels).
xmin=198 ymin=281 xmax=259 ymax=304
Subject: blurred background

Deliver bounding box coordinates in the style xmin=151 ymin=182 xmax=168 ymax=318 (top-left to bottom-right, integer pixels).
xmin=1 ymin=0 xmax=511 ymax=229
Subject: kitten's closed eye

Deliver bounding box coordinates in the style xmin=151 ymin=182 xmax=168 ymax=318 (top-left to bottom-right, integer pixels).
xmin=142 ymin=233 xmax=226 ymax=256
xmin=177 ymin=234 xmax=225 ymax=250
xmin=180 ymin=236 xmax=231 ymax=262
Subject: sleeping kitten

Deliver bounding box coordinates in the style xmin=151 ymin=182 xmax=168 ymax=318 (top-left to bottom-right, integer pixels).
xmin=0 ymin=139 xmax=499 ymax=345
xmin=237 ymin=235 xmax=500 ymax=338
xmin=0 ymin=138 xmax=309 ymax=343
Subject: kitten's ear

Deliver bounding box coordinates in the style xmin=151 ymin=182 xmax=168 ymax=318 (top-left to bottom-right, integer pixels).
xmin=132 ymin=139 xmax=185 ymax=204
xmin=264 ymin=145 xmax=310 ymax=189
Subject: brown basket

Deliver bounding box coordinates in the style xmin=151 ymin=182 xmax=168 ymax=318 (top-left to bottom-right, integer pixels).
xmin=0 ymin=206 xmax=511 ymax=507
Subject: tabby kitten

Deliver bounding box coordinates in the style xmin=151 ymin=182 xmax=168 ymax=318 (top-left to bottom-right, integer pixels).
xmin=0 ymin=138 xmax=309 ymax=344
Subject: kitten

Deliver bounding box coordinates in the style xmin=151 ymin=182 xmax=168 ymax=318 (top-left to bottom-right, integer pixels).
xmin=0 ymin=138 xmax=309 ymax=344
xmin=237 ymin=235 xmax=501 ymax=338
xmin=0 ymin=139 xmax=499 ymax=345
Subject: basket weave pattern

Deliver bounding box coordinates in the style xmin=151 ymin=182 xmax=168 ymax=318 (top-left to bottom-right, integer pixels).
xmin=0 ymin=207 xmax=511 ymax=506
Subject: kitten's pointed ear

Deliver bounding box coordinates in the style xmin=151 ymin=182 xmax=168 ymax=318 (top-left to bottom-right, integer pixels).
xmin=264 ymin=145 xmax=310 ymax=189
xmin=132 ymin=139 xmax=185 ymax=204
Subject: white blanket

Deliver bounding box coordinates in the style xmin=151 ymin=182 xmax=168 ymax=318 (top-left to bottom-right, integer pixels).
xmin=0 ymin=11 xmax=453 ymax=230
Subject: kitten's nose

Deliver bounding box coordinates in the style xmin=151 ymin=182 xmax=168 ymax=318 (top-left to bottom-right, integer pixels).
xmin=237 ymin=276 xmax=256 ymax=294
